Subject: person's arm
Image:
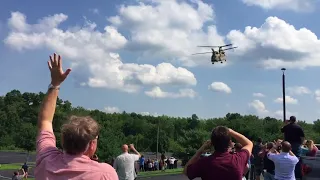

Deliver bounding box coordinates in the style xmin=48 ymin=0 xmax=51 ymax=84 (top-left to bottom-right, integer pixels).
xmin=38 ymin=53 xmax=71 ymax=133
xmin=129 ymin=144 xmax=141 ymax=158
xmin=281 ymin=121 xmax=289 ymax=133
xmin=36 ymin=54 xmax=71 ymax=165
xmin=229 ymin=129 xmax=253 ymax=156
xmin=183 ymin=140 xmax=210 ymax=178
xmin=299 ymin=128 xmax=305 ymax=145
xmin=20 ymin=168 xmax=26 ymax=177
xmin=289 ymin=152 xmax=299 ymax=164
xmin=37 ymin=88 xmax=58 ymax=133
xmin=289 ymin=150 xmax=296 ymax=156
xmin=113 ymin=158 xmax=118 ymax=171
xmin=243 ymin=163 xmax=249 ymax=175
xmin=258 ymin=149 xmax=266 ymax=158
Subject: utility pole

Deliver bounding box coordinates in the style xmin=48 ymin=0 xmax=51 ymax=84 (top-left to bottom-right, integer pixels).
xmin=156 ymin=119 xmax=160 ymax=160
xmin=281 ymin=68 xmax=286 ymax=122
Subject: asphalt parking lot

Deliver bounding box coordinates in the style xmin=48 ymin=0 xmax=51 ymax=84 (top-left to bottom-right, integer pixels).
xmin=0 ymin=151 xmax=36 ymax=179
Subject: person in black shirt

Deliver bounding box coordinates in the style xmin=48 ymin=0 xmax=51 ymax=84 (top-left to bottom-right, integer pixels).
xmin=251 ymin=138 xmax=264 ymax=180
xmin=21 ymin=162 xmax=28 ymax=179
xmin=280 ymin=116 xmax=305 ymax=179
xmin=261 ymin=142 xmax=275 ymax=180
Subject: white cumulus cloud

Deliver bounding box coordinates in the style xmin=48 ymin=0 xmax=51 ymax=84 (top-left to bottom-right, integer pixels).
xmin=274 ymin=96 xmax=298 ymax=104
xmin=253 ymin=93 xmax=265 ymax=97
xmin=287 ymin=86 xmax=311 ymax=95
xmin=139 ymin=112 xmax=159 ymax=117
xmin=248 ymin=100 xmax=269 ymax=116
xmin=208 ymin=82 xmax=231 ymax=94
xmin=315 ymin=90 xmax=320 ymax=102
xmin=242 ymin=0 xmax=315 ymax=12
xmin=274 ymin=110 xmax=297 ymax=119
xmin=104 ymin=106 xmax=121 ymax=113
xmin=145 ymin=86 xmax=197 ymax=99
xmin=107 ymin=0 xmax=227 ymax=67
xmin=227 ymin=16 xmax=320 ymax=69
xmin=4 ymin=12 xmax=197 ymax=94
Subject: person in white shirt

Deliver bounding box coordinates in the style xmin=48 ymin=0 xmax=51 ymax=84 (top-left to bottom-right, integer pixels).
xmin=169 ymin=157 xmax=175 ymax=169
xmin=267 ymin=141 xmax=299 ymax=180
xmin=114 ymin=144 xmax=141 ymax=180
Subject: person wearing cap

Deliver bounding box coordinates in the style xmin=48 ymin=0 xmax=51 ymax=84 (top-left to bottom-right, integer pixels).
xmin=280 ymin=116 xmax=305 ymax=179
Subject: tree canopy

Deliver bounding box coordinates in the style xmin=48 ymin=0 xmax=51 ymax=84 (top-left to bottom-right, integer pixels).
xmin=1 ymin=90 xmax=319 ymax=161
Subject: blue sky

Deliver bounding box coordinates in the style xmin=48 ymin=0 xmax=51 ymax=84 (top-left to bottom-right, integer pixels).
xmin=1 ymin=0 xmax=320 ymax=123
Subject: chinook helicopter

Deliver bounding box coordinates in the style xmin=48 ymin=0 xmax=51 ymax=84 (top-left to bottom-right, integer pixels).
xmin=192 ymin=44 xmax=237 ymax=64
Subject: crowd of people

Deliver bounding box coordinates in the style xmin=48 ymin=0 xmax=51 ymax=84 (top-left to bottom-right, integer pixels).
xmin=14 ymin=53 xmax=315 ymax=180
xmin=138 ymin=154 xmax=176 ymax=172
xmin=183 ymin=115 xmax=318 ymax=180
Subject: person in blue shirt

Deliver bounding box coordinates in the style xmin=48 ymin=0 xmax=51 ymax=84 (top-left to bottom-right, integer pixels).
xmin=139 ymin=155 xmax=145 ymax=172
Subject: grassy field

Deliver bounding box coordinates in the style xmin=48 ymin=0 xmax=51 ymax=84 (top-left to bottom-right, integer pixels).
xmin=0 ymin=150 xmax=36 ymax=154
xmin=0 ymin=162 xmax=35 ymax=170
xmin=1 ymin=162 xmax=182 ymax=179
xmin=138 ymin=168 xmax=183 ymax=177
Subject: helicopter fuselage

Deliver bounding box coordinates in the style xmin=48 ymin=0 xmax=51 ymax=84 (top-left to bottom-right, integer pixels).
xmin=211 ymin=50 xmax=226 ymax=64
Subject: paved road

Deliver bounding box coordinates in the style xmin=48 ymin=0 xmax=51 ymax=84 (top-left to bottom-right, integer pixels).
xmin=0 ymin=152 xmax=36 ymax=179
xmin=0 ymin=152 xmax=35 ymax=164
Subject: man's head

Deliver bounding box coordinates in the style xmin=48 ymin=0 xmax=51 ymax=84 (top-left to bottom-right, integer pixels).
xmin=281 ymin=141 xmax=292 ymax=152
xmin=306 ymin=140 xmax=314 ymax=148
xmin=257 ymin=137 xmax=262 ymax=144
xmin=266 ymin=142 xmax=275 ymax=150
xmin=61 ymin=116 xmax=100 ymax=157
xmin=211 ymin=126 xmax=231 ymax=152
xmin=289 ymin=116 xmax=296 ymax=123
xmin=234 ymin=143 xmax=243 ymax=152
xmin=122 ymin=144 xmax=129 ymax=153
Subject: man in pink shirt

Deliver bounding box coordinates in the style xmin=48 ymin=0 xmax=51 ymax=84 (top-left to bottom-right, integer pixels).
xmin=34 ymin=53 xmax=118 ymax=180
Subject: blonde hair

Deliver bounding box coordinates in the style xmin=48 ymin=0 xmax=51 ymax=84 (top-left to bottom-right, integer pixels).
xmin=306 ymin=140 xmax=314 ymax=148
xmin=61 ymin=116 xmax=100 ymax=155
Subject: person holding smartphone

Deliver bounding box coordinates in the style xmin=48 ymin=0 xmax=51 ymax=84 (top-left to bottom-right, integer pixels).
xmin=183 ymin=126 xmax=253 ymax=180
xmin=281 ymin=116 xmax=305 ymax=179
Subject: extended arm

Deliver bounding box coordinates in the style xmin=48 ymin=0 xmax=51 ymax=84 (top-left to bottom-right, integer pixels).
xmin=183 ymin=150 xmax=202 ymax=176
xmin=130 ymin=144 xmax=141 ymax=158
xmin=37 ymin=89 xmax=58 ymax=133
xmin=37 ymin=53 xmax=71 ymax=133
xmin=289 ymin=150 xmax=296 ymax=156
xmin=183 ymin=140 xmax=210 ymax=176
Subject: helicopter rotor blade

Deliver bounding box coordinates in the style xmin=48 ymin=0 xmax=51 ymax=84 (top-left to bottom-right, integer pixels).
xmin=220 ymin=44 xmax=233 ymax=48
xmin=197 ymin=46 xmax=220 ymax=48
xmin=222 ymin=47 xmax=238 ymax=51
xmin=197 ymin=44 xmax=233 ymax=48
xmin=191 ymin=52 xmax=212 ymax=55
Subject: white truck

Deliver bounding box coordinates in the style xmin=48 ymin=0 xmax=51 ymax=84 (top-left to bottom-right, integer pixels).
xmin=301 ymin=144 xmax=320 ymax=180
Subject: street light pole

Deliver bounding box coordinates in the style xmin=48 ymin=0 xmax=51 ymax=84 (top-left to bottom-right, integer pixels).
xmin=281 ymin=68 xmax=286 ymax=122
xmin=156 ymin=119 xmax=160 ymax=160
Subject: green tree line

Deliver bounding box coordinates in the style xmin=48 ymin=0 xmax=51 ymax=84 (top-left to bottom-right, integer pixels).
xmin=1 ymin=90 xmax=320 ymax=161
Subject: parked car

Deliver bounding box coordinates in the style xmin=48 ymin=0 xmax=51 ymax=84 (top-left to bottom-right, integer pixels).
xmin=301 ymin=144 xmax=320 ymax=180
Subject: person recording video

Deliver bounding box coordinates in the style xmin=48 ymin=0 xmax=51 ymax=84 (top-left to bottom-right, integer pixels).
xmin=280 ymin=116 xmax=305 ymax=179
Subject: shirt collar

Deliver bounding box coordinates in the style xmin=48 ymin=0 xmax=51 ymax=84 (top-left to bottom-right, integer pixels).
xmin=280 ymin=152 xmax=289 ymax=155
